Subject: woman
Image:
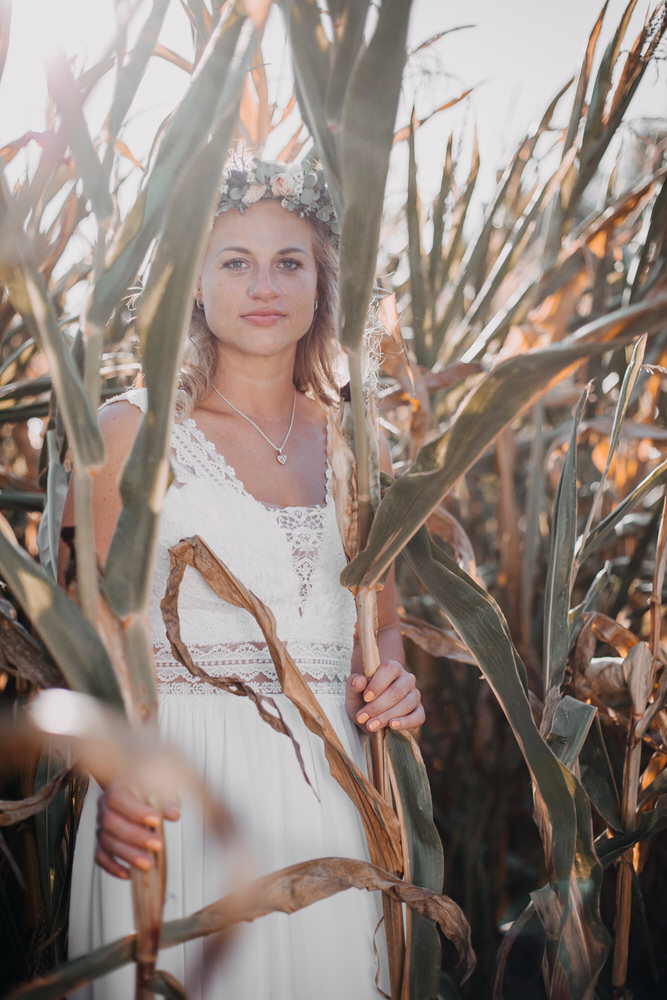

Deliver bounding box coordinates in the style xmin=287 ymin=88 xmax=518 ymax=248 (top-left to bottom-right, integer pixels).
xmin=65 ymin=157 xmax=424 ymax=999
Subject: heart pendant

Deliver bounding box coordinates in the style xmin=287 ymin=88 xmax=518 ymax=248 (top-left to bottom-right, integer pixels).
xmin=276 ymin=452 xmax=287 ymax=465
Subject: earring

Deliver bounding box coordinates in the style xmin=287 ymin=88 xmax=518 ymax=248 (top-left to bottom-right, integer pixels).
xmin=314 ymin=299 xmax=319 ymax=312
xmin=195 ymin=294 xmax=204 ymax=310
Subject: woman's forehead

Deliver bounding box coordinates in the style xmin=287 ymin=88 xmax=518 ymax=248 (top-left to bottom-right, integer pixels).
xmin=208 ymin=199 xmax=314 ymax=252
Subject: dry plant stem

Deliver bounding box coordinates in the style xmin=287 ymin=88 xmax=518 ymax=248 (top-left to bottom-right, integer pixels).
xmin=612 ymin=496 xmax=667 ymax=992
xmin=349 ymin=354 xmax=373 ymax=544
xmin=649 ymin=494 xmax=667 ymax=661
xmin=612 ymin=733 xmax=641 ymax=992
xmin=132 ymin=830 xmax=167 ymax=1000
xmin=355 ymin=588 xmax=387 ymax=800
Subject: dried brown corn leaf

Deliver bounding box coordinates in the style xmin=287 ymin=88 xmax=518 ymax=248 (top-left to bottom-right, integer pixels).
xmin=164 ymin=536 xmax=402 ymax=873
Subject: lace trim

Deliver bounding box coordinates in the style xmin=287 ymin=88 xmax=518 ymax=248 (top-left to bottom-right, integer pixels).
xmin=153 ymin=639 xmax=351 ymax=698
xmin=174 ymin=416 xmax=333 ymax=510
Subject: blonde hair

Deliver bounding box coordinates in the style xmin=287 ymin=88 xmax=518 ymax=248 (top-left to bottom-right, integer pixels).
xmin=175 ymin=215 xmax=340 ymax=419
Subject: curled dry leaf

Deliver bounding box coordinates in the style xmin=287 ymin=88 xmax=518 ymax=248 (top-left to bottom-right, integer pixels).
xmin=0 ymin=766 xmax=74 ymax=826
xmin=0 ymin=596 xmax=65 ymax=689
xmin=161 ymin=547 xmax=316 ymax=796
xmin=5 ymin=858 xmax=475 ymax=1000
xmin=400 ymin=613 xmax=476 ymax=664
xmin=622 ymin=641 xmax=656 ymax=719
xmin=575 ymin=657 xmax=629 ymax=708
xmin=586 ymin=611 xmax=639 ymax=657
xmin=164 ymin=536 xmax=402 ymax=874
xmin=187 ymin=857 xmax=476 ymax=983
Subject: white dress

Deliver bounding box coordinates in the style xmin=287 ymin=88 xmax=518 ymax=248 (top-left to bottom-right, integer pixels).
xmin=68 ymin=388 xmax=388 ymax=999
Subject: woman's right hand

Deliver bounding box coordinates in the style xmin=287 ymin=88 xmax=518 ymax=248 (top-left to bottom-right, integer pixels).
xmin=95 ymin=782 xmax=180 ymax=879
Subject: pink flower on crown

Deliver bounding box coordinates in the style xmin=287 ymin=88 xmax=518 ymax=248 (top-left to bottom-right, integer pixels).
xmin=243 ymin=183 xmax=266 ymax=205
xmin=270 ymin=174 xmax=294 ymax=198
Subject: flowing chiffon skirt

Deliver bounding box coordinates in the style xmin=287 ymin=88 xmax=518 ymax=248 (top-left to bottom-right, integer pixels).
xmin=68 ymin=690 xmax=389 ymax=999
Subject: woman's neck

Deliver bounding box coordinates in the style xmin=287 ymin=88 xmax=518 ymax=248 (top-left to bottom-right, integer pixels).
xmin=207 ymin=353 xmax=298 ymax=419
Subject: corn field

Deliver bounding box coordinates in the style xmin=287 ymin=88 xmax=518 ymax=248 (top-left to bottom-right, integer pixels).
xmin=1 ymin=1 xmax=666 ymax=998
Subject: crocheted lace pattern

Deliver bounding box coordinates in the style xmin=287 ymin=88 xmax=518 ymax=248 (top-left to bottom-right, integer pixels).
xmin=112 ymin=390 xmax=356 ymax=700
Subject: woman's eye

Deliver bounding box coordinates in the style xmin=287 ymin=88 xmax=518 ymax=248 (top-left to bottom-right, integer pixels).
xmin=278 ymin=258 xmax=302 ymax=271
xmin=222 ymin=258 xmax=247 ymax=270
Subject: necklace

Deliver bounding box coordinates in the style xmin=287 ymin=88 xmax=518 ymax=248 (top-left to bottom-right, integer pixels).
xmin=212 ymin=384 xmax=297 ymax=465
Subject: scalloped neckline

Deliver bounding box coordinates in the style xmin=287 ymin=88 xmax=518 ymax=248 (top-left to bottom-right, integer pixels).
xmin=181 ymin=415 xmax=332 ymax=513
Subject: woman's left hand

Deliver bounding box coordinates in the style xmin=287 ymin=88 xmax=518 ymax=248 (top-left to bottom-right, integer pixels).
xmin=345 ymin=659 xmax=424 ymax=734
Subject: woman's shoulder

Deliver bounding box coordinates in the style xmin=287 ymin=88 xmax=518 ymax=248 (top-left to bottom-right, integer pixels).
xmin=100 ymin=386 xmax=148 ymax=417
xmin=97 ymin=388 xmax=146 ymax=455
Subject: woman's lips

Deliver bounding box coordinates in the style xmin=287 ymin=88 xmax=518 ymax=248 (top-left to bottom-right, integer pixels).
xmin=241 ymin=311 xmax=286 ymax=326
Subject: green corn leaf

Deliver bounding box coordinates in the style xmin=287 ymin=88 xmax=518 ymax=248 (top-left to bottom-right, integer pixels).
xmin=103 ymin=31 xmax=255 ymax=618
xmin=576 ymin=457 xmax=667 ymax=567
xmin=342 ymin=295 xmax=667 ymax=593
xmin=87 ymin=2 xmax=247 ymax=332
xmin=0 ymin=490 xmax=44 ymax=512
xmin=36 ymin=429 xmax=69 ymax=582
xmin=596 ymin=798 xmax=667 ymax=867
xmin=543 ymin=388 xmax=587 ymax=693
xmin=105 ymin=0 xmax=173 ymax=154
xmin=279 ymin=0 xmax=341 ymax=206
xmin=439 ymin=130 xmax=479 ymax=295
xmin=576 ymin=334 xmax=646 ymax=567
xmin=530 ymin=699 xmax=609 ymax=996
xmin=628 ymin=172 xmax=667 ymax=303
xmin=543 ymin=2 xmax=608 ymax=261
xmin=386 ymin=729 xmax=447 ymax=999
xmin=428 ymin=133 xmax=453 ymax=295
xmin=403 ymin=528 xmax=581 ymax=886
xmin=0 ymin=528 xmax=124 ymax=709
xmin=579 ymin=715 xmax=622 ymax=830
xmin=324 ymin=0 xmax=369 ymax=132
xmin=0 ymin=338 xmax=36 ymax=388
xmin=581 ymin=0 xmax=636 ymax=154
xmin=546 ymin=696 xmax=597 ymax=770
xmin=436 ymin=79 xmax=572 ymax=361
xmin=45 ymin=52 xmax=114 ymax=221
xmin=407 ymin=113 xmax=427 ymax=364
xmin=337 ymin=0 xmax=413 ymax=353
xmin=0 ymin=174 xmax=104 ymax=470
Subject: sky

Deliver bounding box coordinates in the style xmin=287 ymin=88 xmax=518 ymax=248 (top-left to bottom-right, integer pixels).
xmin=1 ymin=0 xmax=664 ymax=206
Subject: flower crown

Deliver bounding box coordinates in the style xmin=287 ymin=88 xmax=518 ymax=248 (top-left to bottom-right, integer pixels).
xmin=215 ymin=156 xmax=340 ymax=247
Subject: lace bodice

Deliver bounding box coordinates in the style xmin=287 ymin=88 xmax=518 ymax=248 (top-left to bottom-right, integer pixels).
xmin=110 ymin=389 xmax=357 ymax=697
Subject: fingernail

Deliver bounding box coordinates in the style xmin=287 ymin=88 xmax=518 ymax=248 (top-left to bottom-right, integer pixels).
xmin=145 ymin=815 xmax=161 ymax=828
xmin=389 ymin=719 xmax=401 ymax=729
xmin=146 ymin=837 xmax=163 ymax=852
xmin=136 ymin=857 xmax=151 ymax=872
xmin=363 ymin=690 xmax=375 ymax=702
xmin=357 ymin=712 xmax=369 ymax=725
xmin=367 ymin=719 xmax=381 ymax=732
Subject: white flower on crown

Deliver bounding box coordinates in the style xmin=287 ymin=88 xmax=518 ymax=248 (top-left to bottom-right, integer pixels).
xmin=270 ymin=174 xmax=294 ymax=198
xmin=243 ymin=183 xmax=266 ymax=205
xmin=289 ymin=168 xmax=305 ymax=197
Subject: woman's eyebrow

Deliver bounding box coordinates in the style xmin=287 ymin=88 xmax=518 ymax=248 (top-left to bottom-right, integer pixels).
xmin=215 ymin=245 xmax=309 ymax=256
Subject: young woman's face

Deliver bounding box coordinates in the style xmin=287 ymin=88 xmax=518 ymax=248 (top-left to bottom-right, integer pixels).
xmin=197 ymin=199 xmax=318 ymax=365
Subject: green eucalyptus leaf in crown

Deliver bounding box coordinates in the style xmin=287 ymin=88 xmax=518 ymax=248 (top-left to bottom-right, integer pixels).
xmin=215 ymin=155 xmax=341 ymax=246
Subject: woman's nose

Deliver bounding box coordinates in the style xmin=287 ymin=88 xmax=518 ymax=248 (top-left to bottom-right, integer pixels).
xmin=249 ymin=264 xmax=278 ymax=297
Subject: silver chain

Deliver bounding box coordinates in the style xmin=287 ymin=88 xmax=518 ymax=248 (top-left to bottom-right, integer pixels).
xmin=211 ymin=385 xmax=297 ymax=465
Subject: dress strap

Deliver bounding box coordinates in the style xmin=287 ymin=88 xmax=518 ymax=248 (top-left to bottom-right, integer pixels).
xmin=99 ymin=386 xmax=148 ymax=414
